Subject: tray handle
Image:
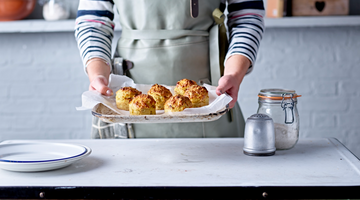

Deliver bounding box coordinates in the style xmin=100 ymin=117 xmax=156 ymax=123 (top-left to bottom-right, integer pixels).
xmin=208 ymin=104 xmax=230 ymax=116
xmin=92 ymin=111 xmax=103 ymax=117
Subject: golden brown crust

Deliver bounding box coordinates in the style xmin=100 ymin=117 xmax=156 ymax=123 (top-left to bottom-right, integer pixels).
xmin=164 ymin=94 xmax=192 ymax=113
xmin=174 ymin=79 xmax=197 ymax=96
xmin=115 ymin=87 xmax=142 ymax=111
xmin=129 ymin=94 xmax=156 ymax=115
xmin=147 ymin=84 xmax=173 ymax=110
xmin=183 ymin=85 xmax=209 ymax=108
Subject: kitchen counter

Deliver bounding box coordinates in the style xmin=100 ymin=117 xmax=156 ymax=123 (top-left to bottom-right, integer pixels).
xmin=0 ymin=138 xmax=359 ymax=199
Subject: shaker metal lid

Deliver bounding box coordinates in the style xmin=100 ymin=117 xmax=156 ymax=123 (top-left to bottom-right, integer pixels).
xmin=247 ymin=113 xmax=272 ymax=120
xmin=258 ymin=88 xmax=301 ymax=99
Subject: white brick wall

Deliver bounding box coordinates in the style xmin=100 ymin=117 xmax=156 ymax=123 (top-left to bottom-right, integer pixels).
xmin=239 ymin=26 xmax=360 ymax=157
xmin=0 ymin=26 xmax=359 ymax=158
xmin=0 ymin=32 xmax=91 ymax=141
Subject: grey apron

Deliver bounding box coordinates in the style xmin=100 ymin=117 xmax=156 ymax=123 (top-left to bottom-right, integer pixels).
xmin=92 ymin=0 xmax=245 ymax=138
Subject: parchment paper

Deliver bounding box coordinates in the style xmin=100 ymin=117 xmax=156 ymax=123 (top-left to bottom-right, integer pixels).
xmin=76 ymin=74 xmax=232 ymax=115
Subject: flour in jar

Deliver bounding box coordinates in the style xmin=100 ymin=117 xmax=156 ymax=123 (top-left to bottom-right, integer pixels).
xmin=43 ymin=1 xmax=70 ymax=21
xmin=274 ymin=123 xmax=299 ymax=150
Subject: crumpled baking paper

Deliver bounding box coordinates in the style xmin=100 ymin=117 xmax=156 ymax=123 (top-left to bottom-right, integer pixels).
xmin=76 ymin=74 xmax=232 ymax=115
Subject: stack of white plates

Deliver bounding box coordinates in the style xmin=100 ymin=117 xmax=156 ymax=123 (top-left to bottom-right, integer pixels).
xmin=0 ymin=142 xmax=92 ymax=172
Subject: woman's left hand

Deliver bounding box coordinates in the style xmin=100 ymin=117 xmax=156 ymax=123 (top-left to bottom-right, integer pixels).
xmin=216 ymin=54 xmax=251 ymax=108
xmin=216 ymin=74 xmax=241 ymax=108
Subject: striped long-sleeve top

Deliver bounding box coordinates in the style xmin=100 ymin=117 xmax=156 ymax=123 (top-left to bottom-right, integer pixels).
xmin=75 ymin=0 xmax=265 ymax=74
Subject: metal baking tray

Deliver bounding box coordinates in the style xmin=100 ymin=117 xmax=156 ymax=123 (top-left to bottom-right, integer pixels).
xmin=92 ymin=103 xmax=229 ymax=124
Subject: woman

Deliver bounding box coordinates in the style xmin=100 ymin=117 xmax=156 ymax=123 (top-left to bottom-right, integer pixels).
xmin=75 ymin=0 xmax=265 ymax=138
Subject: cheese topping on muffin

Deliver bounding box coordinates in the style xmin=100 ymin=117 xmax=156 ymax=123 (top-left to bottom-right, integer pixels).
xmin=148 ymin=84 xmax=173 ymax=110
xmin=129 ymin=94 xmax=156 ymax=115
xmin=115 ymin=87 xmax=142 ymax=111
xmin=183 ymin=85 xmax=209 ymax=108
xmin=174 ymin=79 xmax=197 ymax=96
xmin=164 ymin=94 xmax=192 ymax=113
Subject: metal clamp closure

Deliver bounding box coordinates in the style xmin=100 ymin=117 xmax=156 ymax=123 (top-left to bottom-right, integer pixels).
xmin=281 ymin=93 xmax=294 ymax=124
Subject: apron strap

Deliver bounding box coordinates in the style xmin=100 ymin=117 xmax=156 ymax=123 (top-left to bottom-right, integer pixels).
xmin=121 ymin=29 xmax=209 ymax=40
xmin=210 ymin=8 xmax=232 ymax=122
xmin=209 ymin=8 xmax=228 ymax=86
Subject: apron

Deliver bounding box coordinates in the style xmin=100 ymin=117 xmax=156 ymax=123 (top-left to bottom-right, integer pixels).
xmin=92 ymin=0 xmax=245 ymax=138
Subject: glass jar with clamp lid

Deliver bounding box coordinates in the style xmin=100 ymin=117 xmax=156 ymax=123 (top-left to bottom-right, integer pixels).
xmin=257 ymin=89 xmax=301 ymax=150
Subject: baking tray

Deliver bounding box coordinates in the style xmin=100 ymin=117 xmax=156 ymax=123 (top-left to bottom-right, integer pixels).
xmin=92 ymin=103 xmax=229 ymax=124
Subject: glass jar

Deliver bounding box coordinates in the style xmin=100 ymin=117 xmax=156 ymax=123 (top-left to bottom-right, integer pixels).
xmin=40 ymin=0 xmax=70 ymax=21
xmin=256 ymin=89 xmax=301 ymax=150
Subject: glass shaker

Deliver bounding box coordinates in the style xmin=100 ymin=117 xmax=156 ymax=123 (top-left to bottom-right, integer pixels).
xmin=256 ymin=89 xmax=301 ymax=150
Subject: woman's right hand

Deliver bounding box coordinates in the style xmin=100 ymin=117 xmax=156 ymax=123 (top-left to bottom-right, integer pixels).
xmin=89 ymin=75 xmax=113 ymax=96
xmin=86 ymin=58 xmax=113 ymax=96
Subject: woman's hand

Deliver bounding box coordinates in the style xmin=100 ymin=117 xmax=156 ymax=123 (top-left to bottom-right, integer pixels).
xmin=89 ymin=75 xmax=113 ymax=95
xmin=216 ymin=55 xmax=251 ymax=108
xmin=216 ymin=74 xmax=241 ymax=108
xmin=86 ymin=58 xmax=113 ymax=96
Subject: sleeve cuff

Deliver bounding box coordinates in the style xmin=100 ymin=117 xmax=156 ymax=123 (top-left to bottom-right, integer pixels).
xmin=224 ymin=53 xmax=255 ymax=75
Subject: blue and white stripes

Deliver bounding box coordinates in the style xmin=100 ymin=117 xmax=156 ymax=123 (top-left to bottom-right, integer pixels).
xmin=75 ymin=0 xmax=265 ymax=74
xmin=226 ymin=0 xmax=265 ymax=73
xmin=75 ymin=0 xmax=115 ymax=72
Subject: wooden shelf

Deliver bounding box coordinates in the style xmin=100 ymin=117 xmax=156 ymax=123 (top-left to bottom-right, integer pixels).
xmin=0 ymin=16 xmax=359 ymax=33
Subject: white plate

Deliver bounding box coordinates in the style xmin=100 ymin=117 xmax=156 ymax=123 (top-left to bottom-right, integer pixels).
xmin=0 ymin=142 xmax=92 ymax=172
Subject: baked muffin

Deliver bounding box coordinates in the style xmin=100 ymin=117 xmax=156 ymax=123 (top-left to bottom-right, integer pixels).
xmin=115 ymin=87 xmax=142 ymax=111
xmin=129 ymin=94 xmax=156 ymax=115
xmin=164 ymin=94 xmax=192 ymax=113
xmin=183 ymin=85 xmax=209 ymax=108
xmin=147 ymin=84 xmax=173 ymax=110
xmin=174 ymin=78 xmax=197 ymax=96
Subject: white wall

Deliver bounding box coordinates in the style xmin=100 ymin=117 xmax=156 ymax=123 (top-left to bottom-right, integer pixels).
xmin=239 ymin=26 xmax=360 ymax=157
xmin=0 ymin=32 xmax=91 ymax=140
